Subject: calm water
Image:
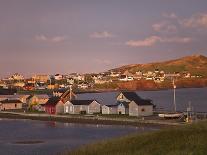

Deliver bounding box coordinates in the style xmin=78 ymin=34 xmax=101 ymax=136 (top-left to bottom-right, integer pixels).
xmin=77 ymin=87 xmax=207 ymax=112
xmin=0 ymin=119 xmax=157 ymax=155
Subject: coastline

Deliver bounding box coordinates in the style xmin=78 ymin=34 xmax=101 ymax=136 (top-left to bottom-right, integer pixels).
xmin=0 ymin=112 xmax=183 ymax=128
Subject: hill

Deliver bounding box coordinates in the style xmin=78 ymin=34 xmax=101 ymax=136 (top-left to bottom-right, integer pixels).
xmin=67 ymin=121 xmax=207 ymax=155
xmin=111 ymin=54 xmax=207 ymax=76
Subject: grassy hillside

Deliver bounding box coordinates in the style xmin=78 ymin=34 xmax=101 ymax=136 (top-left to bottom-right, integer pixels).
xmin=111 ymin=55 xmax=207 ymax=76
xmin=67 ymin=121 xmax=207 ymax=155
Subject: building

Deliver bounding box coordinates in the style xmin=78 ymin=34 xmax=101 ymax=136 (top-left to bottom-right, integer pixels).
xmin=27 ymin=94 xmax=50 ymax=109
xmin=117 ymin=102 xmax=129 ymax=115
xmin=101 ymin=104 xmax=118 ymax=114
xmin=44 ymin=97 xmax=64 ymax=114
xmin=0 ymin=99 xmax=23 ymax=110
xmin=32 ymin=75 xmax=49 ymax=83
xmin=11 ymin=73 xmax=24 ymax=81
xmin=54 ymin=74 xmax=63 ymax=80
xmin=117 ymin=91 xmax=141 ymax=103
xmin=64 ymin=100 xmax=101 ymax=114
xmin=129 ymin=99 xmax=154 ymax=117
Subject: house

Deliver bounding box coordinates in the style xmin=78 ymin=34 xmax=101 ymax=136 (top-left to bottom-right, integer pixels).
xmin=44 ymin=97 xmax=64 ymax=114
xmin=0 ymin=99 xmax=23 ymax=111
xmin=129 ymin=99 xmax=154 ymax=117
xmin=117 ymin=102 xmax=129 ymax=115
xmin=54 ymin=74 xmax=63 ymax=80
xmin=102 ymin=104 xmax=118 ymax=114
xmin=117 ymin=91 xmax=142 ymax=103
xmin=64 ymin=100 xmax=101 ymax=114
xmin=27 ymin=94 xmax=50 ymax=109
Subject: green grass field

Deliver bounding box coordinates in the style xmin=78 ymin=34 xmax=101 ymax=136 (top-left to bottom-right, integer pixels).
xmin=67 ymin=120 xmax=207 ymax=155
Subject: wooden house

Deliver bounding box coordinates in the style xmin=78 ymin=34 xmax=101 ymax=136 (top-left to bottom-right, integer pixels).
xmin=64 ymin=100 xmax=101 ymax=114
xmin=129 ymin=99 xmax=153 ymax=117
xmin=0 ymin=99 xmax=23 ymax=111
xmin=102 ymin=104 xmax=118 ymax=114
xmin=117 ymin=102 xmax=129 ymax=115
xmin=44 ymin=97 xmax=64 ymax=114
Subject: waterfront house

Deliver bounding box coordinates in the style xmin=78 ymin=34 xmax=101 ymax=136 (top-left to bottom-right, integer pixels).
xmin=44 ymin=97 xmax=64 ymax=114
xmin=117 ymin=102 xmax=129 ymax=115
xmin=129 ymin=99 xmax=153 ymax=117
xmin=102 ymin=104 xmax=118 ymax=114
xmin=64 ymin=100 xmax=101 ymax=114
xmin=0 ymin=99 xmax=23 ymax=111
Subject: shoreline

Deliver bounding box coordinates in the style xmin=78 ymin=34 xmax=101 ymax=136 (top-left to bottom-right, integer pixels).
xmin=0 ymin=112 xmax=183 ymax=128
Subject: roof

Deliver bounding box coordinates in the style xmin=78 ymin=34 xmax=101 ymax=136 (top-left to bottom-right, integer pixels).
xmin=53 ymin=89 xmax=67 ymax=94
xmin=121 ymin=91 xmax=141 ymax=101
xmin=44 ymin=97 xmax=61 ymax=106
xmin=0 ymin=99 xmax=22 ymax=104
xmin=132 ymin=99 xmax=153 ymax=106
xmin=103 ymin=104 xmax=118 ymax=108
xmin=70 ymin=100 xmax=97 ymax=105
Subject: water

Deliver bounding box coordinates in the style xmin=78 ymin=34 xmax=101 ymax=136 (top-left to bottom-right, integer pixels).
xmin=77 ymin=87 xmax=207 ymax=112
xmin=0 ymin=119 xmax=157 ymax=155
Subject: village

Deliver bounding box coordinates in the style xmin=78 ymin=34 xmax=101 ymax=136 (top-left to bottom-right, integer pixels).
xmin=0 ymin=87 xmax=154 ymax=117
xmin=0 ymin=68 xmax=202 ymax=91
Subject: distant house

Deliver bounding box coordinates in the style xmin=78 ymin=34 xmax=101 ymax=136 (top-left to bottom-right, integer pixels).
xmin=44 ymin=97 xmax=64 ymax=114
xmin=129 ymin=99 xmax=153 ymax=117
xmin=102 ymin=104 xmax=118 ymax=114
xmin=0 ymin=99 xmax=23 ymax=111
xmin=117 ymin=102 xmax=129 ymax=115
xmin=64 ymin=100 xmax=101 ymax=114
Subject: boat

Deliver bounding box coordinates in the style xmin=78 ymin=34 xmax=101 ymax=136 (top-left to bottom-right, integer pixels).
xmin=158 ymin=79 xmax=183 ymax=119
xmin=158 ymin=113 xmax=183 ymax=119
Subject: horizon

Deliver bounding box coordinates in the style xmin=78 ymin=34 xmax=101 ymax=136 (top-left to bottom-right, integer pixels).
xmin=1 ymin=0 xmax=207 ymax=77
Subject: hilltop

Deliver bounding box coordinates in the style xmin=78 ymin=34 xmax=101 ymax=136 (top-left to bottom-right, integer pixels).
xmin=111 ymin=54 xmax=207 ymax=76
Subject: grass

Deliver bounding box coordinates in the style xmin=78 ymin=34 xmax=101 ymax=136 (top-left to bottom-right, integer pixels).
xmin=66 ymin=120 xmax=207 ymax=155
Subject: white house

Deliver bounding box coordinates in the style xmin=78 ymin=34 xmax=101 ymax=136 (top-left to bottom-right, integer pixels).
xmin=64 ymin=100 xmax=101 ymax=114
xmin=102 ymin=104 xmax=118 ymax=114
xmin=129 ymin=100 xmax=153 ymax=117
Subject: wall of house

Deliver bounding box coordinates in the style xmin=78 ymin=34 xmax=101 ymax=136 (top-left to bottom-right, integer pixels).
xmin=138 ymin=105 xmax=153 ymax=116
xmin=56 ymin=102 xmax=64 ymax=114
xmin=129 ymin=101 xmax=153 ymax=116
xmin=0 ymin=103 xmax=22 ymax=110
xmin=88 ymin=101 xmax=100 ymax=114
xmin=116 ymin=93 xmax=130 ymax=102
xmin=102 ymin=105 xmax=117 ymax=114
xmin=117 ymin=104 xmax=129 ymax=114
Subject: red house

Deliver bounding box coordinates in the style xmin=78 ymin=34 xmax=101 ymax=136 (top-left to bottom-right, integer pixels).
xmin=44 ymin=97 xmax=64 ymax=114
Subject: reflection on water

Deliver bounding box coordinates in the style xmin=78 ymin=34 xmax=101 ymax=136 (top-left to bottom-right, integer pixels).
xmin=0 ymin=119 xmax=158 ymax=155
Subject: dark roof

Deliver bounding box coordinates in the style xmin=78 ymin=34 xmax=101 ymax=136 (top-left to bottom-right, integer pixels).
xmin=121 ymin=91 xmax=141 ymax=101
xmin=104 ymin=104 xmax=118 ymax=107
xmin=53 ymin=89 xmax=67 ymax=94
xmin=0 ymin=88 xmax=17 ymax=95
xmin=0 ymin=99 xmax=22 ymax=104
xmin=44 ymin=97 xmax=61 ymax=106
xmin=70 ymin=100 xmax=97 ymax=105
xmin=132 ymin=99 xmax=153 ymax=106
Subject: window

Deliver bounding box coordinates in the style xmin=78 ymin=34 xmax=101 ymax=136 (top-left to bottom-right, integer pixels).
xmin=141 ymin=108 xmax=145 ymax=112
xmin=15 ymin=104 xmax=17 ymax=108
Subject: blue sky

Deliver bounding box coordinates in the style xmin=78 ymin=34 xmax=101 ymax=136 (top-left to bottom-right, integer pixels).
xmin=0 ymin=0 xmax=207 ymax=77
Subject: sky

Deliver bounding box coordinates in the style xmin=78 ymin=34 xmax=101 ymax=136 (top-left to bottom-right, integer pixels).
xmin=0 ymin=0 xmax=207 ymax=77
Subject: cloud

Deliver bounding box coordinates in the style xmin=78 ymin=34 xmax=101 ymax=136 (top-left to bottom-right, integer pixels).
xmin=126 ymin=36 xmax=192 ymax=47
xmin=90 ymin=31 xmax=114 ymax=38
xmin=94 ymin=59 xmax=111 ymax=65
xmin=152 ymin=21 xmax=177 ymax=33
xmin=162 ymin=13 xmax=177 ymax=19
xmin=126 ymin=36 xmax=161 ymax=47
xmin=180 ymin=13 xmax=207 ymax=28
xmin=35 ymin=34 xmax=66 ymax=43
